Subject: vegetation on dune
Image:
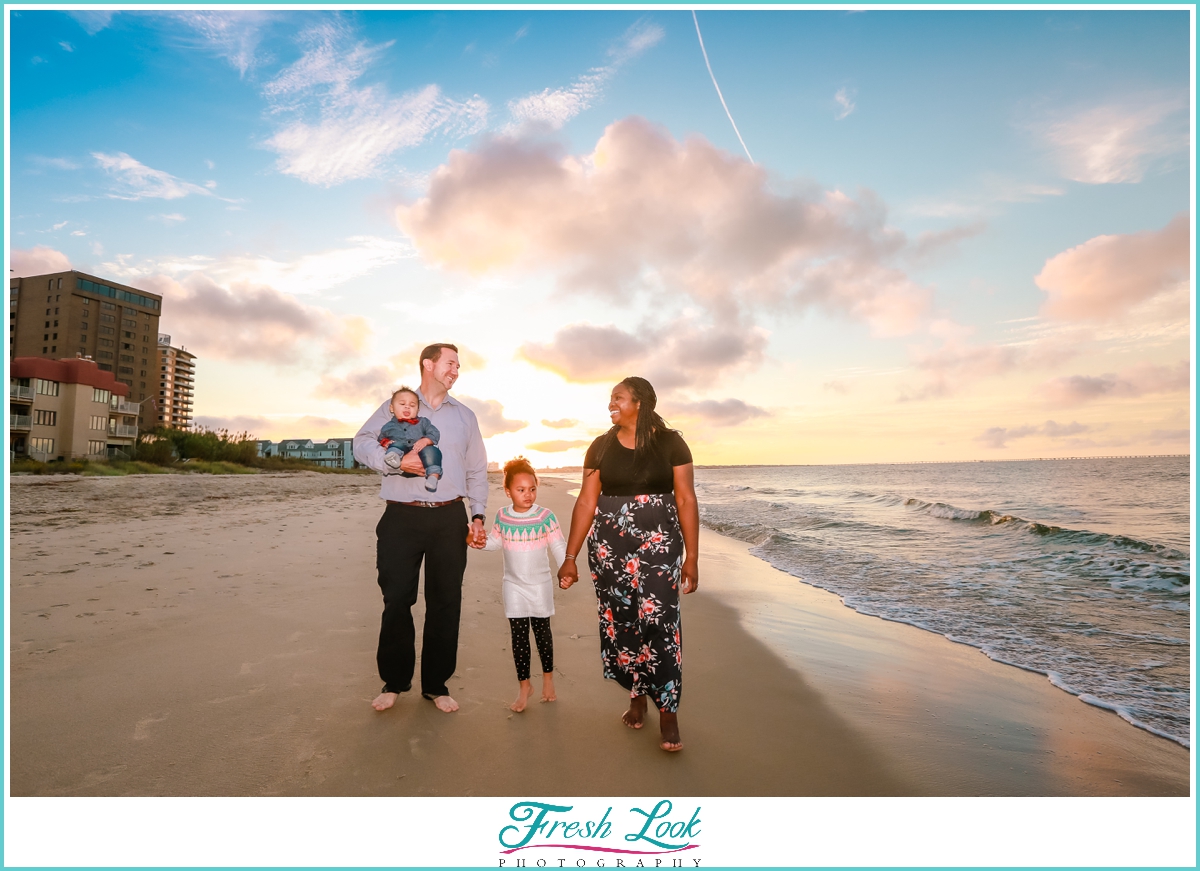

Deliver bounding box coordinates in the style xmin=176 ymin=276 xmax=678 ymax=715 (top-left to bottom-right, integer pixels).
xmin=10 ymin=427 xmax=371 ymax=476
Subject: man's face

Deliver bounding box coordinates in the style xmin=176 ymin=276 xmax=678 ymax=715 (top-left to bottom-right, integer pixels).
xmin=425 ymin=349 xmax=460 ymax=392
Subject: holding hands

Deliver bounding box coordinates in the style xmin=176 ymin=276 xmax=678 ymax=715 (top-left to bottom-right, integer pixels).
xmin=466 ymin=518 xmax=487 ymax=549
xmin=557 ymin=557 xmax=579 ymax=589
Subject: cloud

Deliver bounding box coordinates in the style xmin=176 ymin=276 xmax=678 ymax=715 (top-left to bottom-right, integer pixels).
xmin=151 ymin=213 xmax=187 ymax=225
xmin=1036 ymin=214 xmax=1189 ymax=321
xmin=261 ymin=21 xmax=488 ymax=186
xmin=526 ymin=439 xmax=592 ymax=453
xmin=59 ymin=42 xmax=74 ymax=52
xmin=11 ymin=245 xmax=71 ymax=276
xmin=137 ymin=273 xmax=370 ymax=364
xmin=507 ymin=20 xmax=662 ymax=130
xmin=69 ymin=11 xmax=114 ymax=35
xmin=29 ymin=155 xmax=81 ymax=171
xmin=173 ymin=11 xmax=271 ymax=77
xmin=399 ymin=117 xmax=935 ymax=353
xmin=1041 ymin=360 xmax=1190 ymax=405
xmin=92 ymin=152 xmax=222 ymax=201
xmin=659 ymin=398 xmax=770 ymax=427
xmin=907 ymin=175 xmax=1064 ymax=220
xmin=1147 ymin=428 xmax=1189 ymax=444
xmin=314 ymin=344 xmax=488 ymax=406
xmin=541 ymin=418 xmax=579 ymax=429
xmin=1042 ymin=96 xmax=1188 ymax=184
xmin=833 ymin=87 xmax=856 ymax=120
xmin=517 ymin=317 xmax=768 ymax=388
xmin=51 ymin=221 xmax=68 ymax=231
xmin=976 ymin=420 xmax=1090 ymax=449
xmin=456 ymin=395 xmax=528 ymax=437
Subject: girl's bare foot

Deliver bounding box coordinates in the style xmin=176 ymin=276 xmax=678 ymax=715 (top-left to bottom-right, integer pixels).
xmin=541 ymin=672 xmax=556 ymax=702
xmin=432 ymin=695 xmax=459 ymax=713
xmin=621 ymin=694 xmax=647 ymax=729
xmin=372 ymin=692 xmax=398 ymax=712
xmin=659 ymin=710 xmax=683 ymax=751
xmin=511 ymin=680 xmax=533 ymax=712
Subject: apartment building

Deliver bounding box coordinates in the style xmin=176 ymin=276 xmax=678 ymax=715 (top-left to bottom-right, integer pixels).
xmin=10 ymin=357 xmax=139 ymax=461
xmin=255 ymin=437 xmax=360 ymax=469
xmin=9 ymin=270 xmax=162 ymax=431
xmin=156 ymin=334 xmax=196 ymax=430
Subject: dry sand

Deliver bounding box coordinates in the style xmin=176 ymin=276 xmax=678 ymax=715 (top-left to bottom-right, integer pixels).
xmin=7 ymin=472 xmax=1189 ymax=797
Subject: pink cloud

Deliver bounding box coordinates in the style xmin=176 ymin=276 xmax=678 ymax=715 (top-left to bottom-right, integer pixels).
xmin=11 ymin=245 xmax=71 ymax=276
xmin=526 ymin=439 xmax=592 ymax=453
xmin=397 ymin=117 xmax=937 ymax=343
xmin=137 ymin=273 xmax=369 ymax=364
xmin=1036 ymin=214 xmax=1189 ymax=321
xmin=659 ymin=397 xmax=770 ymax=427
xmin=1041 ymin=360 xmax=1190 ymax=405
xmin=455 ymin=395 xmax=527 ymax=438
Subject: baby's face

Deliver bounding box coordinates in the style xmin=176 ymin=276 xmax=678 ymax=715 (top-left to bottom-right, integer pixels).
xmin=391 ymin=392 xmax=419 ymax=420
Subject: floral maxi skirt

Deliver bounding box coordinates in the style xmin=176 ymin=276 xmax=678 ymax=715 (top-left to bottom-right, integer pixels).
xmin=588 ymin=492 xmax=684 ymax=713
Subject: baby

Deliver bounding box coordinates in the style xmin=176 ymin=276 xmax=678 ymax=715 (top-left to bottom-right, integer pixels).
xmin=379 ymin=386 xmax=443 ymax=492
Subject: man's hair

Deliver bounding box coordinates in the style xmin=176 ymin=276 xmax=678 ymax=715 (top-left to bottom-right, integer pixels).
xmin=390 ymin=386 xmax=419 ymax=406
xmin=419 ymin=343 xmax=459 ymax=374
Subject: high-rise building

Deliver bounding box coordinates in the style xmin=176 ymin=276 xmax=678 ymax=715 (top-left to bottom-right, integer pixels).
xmin=156 ymin=334 xmax=196 ymax=430
xmin=9 ymin=270 xmax=162 ymax=431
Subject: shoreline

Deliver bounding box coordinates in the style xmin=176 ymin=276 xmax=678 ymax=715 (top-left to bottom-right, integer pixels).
xmin=9 ymin=472 xmax=1190 ymax=796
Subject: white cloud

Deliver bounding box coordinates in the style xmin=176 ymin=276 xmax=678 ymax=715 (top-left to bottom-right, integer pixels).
xmin=1041 ymin=360 xmax=1190 ymax=406
xmin=1041 ymin=95 xmax=1188 ymax=184
xmin=70 ymin=230 xmax=86 ymax=237
xmin=173 ymin=11 xmax=272 ymax=78
xmin=92 ymin=152 xmax=222 ymax=201
xmin=834 ymin=87 xmax=856 ymax=120
xmin=29 ymin=155 xmax=81 ymax=171
xmin=261 ymin=21 xmax=489 ymax=186
xmin=507 ymin=19 xmax=663 ymax=130
xmin=58 ymin=42 xmax=74 ymax=52
xmin=456 ymin=395 xmax=528 ymax=437
xmin=10 ymin=245 xmax=71 ymax=277
xmin=51 ymin=221 xmax=67 ymax=231
xmin=152 ymin=213 xmax=187 ymax=225
xmin=69 ymin=11 xmax=113 ymax=35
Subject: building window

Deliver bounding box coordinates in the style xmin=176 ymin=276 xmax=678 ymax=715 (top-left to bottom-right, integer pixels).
xmin=53 ymin=320 xmax=58 ymax=327
xmin=82 ymin=298 xmax=90 ymax=307
xmin=51 ymin=346 xmax=56 ymax=352
xmin=90 ymin=415 xmax=107 ymax=430
xmin=52 ymin=333 xmax=57 ymax=340
xmin=101 ymin=313 xmax=115 ymax=324
xmin=118 ymin=366 xmax=133 ymax=375
xmin=120 ymin=355 xmax=135 ymax=363
xmin=97 ymin=350 xmax=114 ymax=360
xmin=99 ymin=338 xmax=114 ymax=348
xmin=81 ymin=334 xmax=88 ymax=342
xmin=122 ymin=319 xmax=137 ymax=328
xmin=29 ymin=437 xmax=55 ymax=454
xmin=35 ymin=379 xmax=59 ymax=396
xmin=100 ymin=326 xmax=114 ymax=336
xmin=93 ymin=388 xmax=111 ymax=403
xmin=88 ymin=440 xmax=105 ymax=455
xmin=57 ymin=279 xmax=62 ymax=290
xmin=42 ymin=347 xmax=48 ymax=353
xmin=81 ymin=321 xmax=89 ymax=330
xmin=101 ymin=301 xmax=115 ymax=310
xmin=34 ymin=409 xmax=57 ymax=426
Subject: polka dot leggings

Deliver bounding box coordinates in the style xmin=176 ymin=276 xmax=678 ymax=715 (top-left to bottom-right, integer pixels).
xmin=509 ymin=617 xmax=553 ymax=681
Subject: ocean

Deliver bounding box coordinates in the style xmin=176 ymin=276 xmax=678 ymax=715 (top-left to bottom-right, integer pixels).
xmin=693 ymin=457 xmax=1192 ymax=748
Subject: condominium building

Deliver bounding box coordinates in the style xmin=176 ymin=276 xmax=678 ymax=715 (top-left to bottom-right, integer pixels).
xmin=10 ymin=357 xmax=139 ymax=461
xmin=156 ymin=334 xmax=196 ymax=430
xmin=9 ymin=270 xmax=162 ymax=432
xmin=255 ymin=437 xmax=360 ymax=469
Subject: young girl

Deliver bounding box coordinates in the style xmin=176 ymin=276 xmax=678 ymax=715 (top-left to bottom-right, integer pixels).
xmin=481 ymin=457 xmax=567 ymax=712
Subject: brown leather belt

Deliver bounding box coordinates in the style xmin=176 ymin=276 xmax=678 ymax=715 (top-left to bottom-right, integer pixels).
xmin=387 ymin=496 xmax=463 ymax=508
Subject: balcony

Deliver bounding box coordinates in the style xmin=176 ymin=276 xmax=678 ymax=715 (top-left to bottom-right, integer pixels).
xmin=10 ymin=384 xmax=33 ymax=402
xmin=113 ymin=425 xmax=137 ymax=438
xmin=114 ymin=400 xmax=139 ymax=414
xmin=11 ymin=414 xmax=31 ymax=430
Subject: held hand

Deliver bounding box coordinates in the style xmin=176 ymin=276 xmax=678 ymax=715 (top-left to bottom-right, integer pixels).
xmin=412 ymin=437 xmax=432 ymax=452
xmin=470 ymin=519 xmax=487 ymax=548
xmin=398 ymin=450 xmax=425 ymax=475
xmin=466 ymin=529 xmax=480 ymax=548
xmin=681 ymin=556 xmax=699 ymax=594
xmin=558 ymin=559 xmax=579 ymax=590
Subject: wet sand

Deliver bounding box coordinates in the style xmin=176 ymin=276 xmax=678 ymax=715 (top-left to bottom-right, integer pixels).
xmin=7 ymin=472 xmax=1189 ymax=797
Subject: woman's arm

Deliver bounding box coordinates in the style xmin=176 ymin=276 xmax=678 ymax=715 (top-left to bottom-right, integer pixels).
xmin=557 ymin=469 xmax=602 ymax=589
xmin=673 ymin=463 xmax=700 ymax=594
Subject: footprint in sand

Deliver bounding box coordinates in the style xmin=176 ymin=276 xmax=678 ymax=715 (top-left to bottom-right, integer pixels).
xmin=133 ymin=712 xmax=169 ymax=740
xmin=208 ymin=684 xmax=267 ymax=704
xmin=408 ymin=737 xmax=424 ymax=759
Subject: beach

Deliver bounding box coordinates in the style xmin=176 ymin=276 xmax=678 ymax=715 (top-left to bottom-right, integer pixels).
xmin=7 ymin=471 xmax=1189 ymax=797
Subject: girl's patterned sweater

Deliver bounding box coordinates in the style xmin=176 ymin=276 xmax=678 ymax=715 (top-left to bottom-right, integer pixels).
xmin=484 ymin=504 xmax=567 ymax=618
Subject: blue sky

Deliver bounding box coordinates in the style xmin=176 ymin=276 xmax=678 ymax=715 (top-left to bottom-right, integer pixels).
xmin=8 ymin=8 xmax=1192 ymax=463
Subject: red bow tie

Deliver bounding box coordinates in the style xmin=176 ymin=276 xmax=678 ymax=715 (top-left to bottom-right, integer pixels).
xmin=400 ymin=418 xmax=420 ymax=425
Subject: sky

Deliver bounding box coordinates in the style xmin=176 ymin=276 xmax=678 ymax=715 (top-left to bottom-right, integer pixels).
xmin=7 ymin=8 xmax=1193 ymax=466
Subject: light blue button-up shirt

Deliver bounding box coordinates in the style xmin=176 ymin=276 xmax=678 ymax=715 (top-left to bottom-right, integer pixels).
xmin=353 ymin=389 xmax=488 ymax=519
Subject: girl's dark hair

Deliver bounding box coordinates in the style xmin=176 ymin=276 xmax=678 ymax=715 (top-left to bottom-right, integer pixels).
xmin=503 ymin=456 xmax=538 ymax=488
xmin=590 ymin=376 xmax=678 ymax=471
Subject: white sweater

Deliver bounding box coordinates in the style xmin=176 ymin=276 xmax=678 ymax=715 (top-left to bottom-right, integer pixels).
xmin=484 ymin=503 xmax=568 ymax=618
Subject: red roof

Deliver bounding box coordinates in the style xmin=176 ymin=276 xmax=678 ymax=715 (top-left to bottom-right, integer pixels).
xmin=11 ymin=357 xmax=130 ymax=396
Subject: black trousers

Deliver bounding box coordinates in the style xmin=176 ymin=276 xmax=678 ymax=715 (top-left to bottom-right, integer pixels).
xmin=375 ymin=501 xmax=468 ymax=698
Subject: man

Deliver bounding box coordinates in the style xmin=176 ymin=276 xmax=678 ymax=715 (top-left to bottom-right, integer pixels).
xmin=353 ymin=343 xmax=488 ymax=714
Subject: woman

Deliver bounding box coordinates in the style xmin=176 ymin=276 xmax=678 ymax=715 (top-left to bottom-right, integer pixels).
xmin=557 ymin=376 xmax=699 ymax=752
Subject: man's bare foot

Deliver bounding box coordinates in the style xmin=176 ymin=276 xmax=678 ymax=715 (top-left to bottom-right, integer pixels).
xmin=621 ymin=694 xmax=647 ymax=729
xmin=541 ymin=672 xmax=556 ymax=703
xmin=659 ymin=710 xmax=683 ymax=751
xmin=372 ymin=692 xmax=398 ymax=712
xmin=431 ymin=694 xmax=459 ymax=713
xmin=511 ymin=680 xmax=533 ymax=712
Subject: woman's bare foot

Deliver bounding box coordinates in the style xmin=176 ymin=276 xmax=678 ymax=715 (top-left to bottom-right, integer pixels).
xmin=511 ymin=680 xmax=533 ymax=712
xmin=372 ymin=691 xmax=398 ymax=712
xmin=659 ymin=710 xmax=683 ymax=751
xmin=621 ymin=694 xmax=647 ymax=729
xmin=431 ymin=695 xmax=459 ymax=713
xmin=540 ymin=672 xmax=556 ymax=702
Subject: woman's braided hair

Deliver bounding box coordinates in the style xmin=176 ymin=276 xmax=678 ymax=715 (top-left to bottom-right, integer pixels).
xmin=591 ymin=376 xmax=678 ymax=470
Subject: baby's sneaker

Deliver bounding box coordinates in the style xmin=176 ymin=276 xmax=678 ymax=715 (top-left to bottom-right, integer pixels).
xmin=425 ymin=473 xmax=440 ymax=492
xmin=384 ymin=452 xmax=402 ymax=469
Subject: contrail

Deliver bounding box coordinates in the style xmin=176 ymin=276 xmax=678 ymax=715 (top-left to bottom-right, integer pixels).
xmin=692 ymin=10 xmax=753 ymax=164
